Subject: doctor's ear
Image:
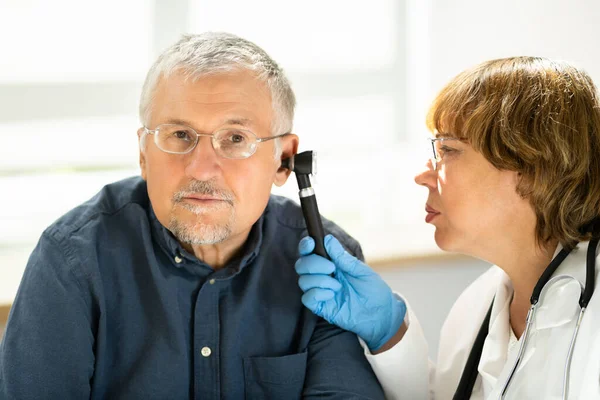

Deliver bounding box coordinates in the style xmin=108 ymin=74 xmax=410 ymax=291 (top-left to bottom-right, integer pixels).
xmin=274 ymin=134 xmax=299 ymax=187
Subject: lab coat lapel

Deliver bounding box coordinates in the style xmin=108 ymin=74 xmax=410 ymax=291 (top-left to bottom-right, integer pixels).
xmin=478 ymin=271 xmax=513 ymax=392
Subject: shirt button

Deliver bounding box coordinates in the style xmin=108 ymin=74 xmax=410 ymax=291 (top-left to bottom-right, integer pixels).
xmin=174 ymin=255 xmax=183 ymax=263
xmin=201 ymin=346 xmax=212 ymax=357
xmin=209 ymin=279 xmax=216 ymax=285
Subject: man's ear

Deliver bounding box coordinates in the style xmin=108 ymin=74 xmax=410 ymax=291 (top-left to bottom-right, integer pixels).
xmin=137 ymin=128 xmax=148 ymax=181
xmin=274 ymin=134 xmax=299 ymax=187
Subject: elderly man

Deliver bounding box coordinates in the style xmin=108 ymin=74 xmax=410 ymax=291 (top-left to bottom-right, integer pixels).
xmin=0 ymin=33 xmax=383 ymax=399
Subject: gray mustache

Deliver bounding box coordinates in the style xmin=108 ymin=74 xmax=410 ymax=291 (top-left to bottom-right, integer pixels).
xmin=173 ymin=180 xmax=234 ymax=205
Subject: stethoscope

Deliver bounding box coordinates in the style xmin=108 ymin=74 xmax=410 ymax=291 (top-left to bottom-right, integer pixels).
xmin=453 ymin=236 xmax=599 ymax=400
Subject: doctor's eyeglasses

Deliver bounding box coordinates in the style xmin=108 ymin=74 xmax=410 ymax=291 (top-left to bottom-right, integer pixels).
xmin=428 ymin=137 xmax=463 ymax=170
xmin=143 ymin=124 xmax=289 ymax=160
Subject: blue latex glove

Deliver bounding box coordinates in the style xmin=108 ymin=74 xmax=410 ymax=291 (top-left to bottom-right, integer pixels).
xmin=295 ymin=234 xmax=407 ymax=351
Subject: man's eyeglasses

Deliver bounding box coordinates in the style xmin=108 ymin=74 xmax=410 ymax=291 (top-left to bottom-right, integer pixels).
xmin=143 ymin=124 xmax=288 ymax=159
xmin=429 ymin=137 xmax=463 ymax=170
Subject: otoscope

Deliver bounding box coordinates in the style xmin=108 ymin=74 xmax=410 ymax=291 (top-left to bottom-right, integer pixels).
xmin=281 ymin=151 xmax=330 ymax=260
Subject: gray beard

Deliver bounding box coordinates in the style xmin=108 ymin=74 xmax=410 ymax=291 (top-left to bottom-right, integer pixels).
xmin=168 ymin=205 xmax=235 ymax=245
xmin=168 ymin=179 xmax=236 ymax=245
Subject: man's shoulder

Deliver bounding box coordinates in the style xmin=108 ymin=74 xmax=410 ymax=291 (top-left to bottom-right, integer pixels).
xmin=46 ymin=176 xmax=149 ymax=241
xmin=266 ymin=195 xmax=363 ymax=258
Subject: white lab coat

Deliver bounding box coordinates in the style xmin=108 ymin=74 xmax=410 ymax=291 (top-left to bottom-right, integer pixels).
xmin=361 ymin=241 xmax=600 ymax=399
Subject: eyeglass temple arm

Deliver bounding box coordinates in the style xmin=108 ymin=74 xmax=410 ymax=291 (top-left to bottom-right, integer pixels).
xmin=257 ymin=132 xmax=291 ymax=142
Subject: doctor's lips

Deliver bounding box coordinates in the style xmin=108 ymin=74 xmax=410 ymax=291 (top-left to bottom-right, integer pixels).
xmin=425 ymin=205 xmax=440 ymax=223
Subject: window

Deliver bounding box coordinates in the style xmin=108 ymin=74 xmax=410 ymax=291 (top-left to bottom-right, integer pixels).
xmin=0 ymin=0 xmax=436 ymax=305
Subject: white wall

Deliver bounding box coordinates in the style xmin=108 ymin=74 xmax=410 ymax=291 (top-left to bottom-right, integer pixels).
xmin=427 ymin=0 xmax=600 ymax=102
xmin=0 ymin=0 xmax=427 ymax=305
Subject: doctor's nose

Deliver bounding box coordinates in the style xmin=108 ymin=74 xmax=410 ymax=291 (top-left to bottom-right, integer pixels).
xmin=414 ymin=159 xmax=437 ymax=190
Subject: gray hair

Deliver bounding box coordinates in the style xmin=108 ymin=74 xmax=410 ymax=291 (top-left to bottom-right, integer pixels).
xmin=139 ymin=32 xmax=296 ymax=139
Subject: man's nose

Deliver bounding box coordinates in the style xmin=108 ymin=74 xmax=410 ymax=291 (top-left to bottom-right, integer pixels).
xmin=184 ymin=137 xmax=223 ymax=181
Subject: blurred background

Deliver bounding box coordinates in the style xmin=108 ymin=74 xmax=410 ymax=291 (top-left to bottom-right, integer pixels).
xmin=1 ymin=0 xmax=599 ymax=358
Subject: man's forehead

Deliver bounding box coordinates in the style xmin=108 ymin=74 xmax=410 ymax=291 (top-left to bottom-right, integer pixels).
xmin=154 ymin=73 xmax=271 ymax=109
xmin=150 ymin=71 xmax=273 ymax=130
xmin=157 ymin=69 xmax=269 ymax=95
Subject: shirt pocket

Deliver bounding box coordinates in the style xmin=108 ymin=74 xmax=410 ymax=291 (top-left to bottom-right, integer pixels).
xmin=243 ymin=351 xmax=307 ymax=399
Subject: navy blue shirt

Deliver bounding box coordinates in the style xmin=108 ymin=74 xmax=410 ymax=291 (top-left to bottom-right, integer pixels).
xmin=0 ymin=177 xmax=383 ymax=399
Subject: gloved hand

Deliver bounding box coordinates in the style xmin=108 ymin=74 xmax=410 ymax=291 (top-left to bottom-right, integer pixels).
xmin=295 ymin=234 xmax=407 ymax=351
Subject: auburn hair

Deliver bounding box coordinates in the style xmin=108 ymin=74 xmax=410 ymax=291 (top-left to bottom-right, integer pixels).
xmin=427 ymin=57 xmax=600 ymax=249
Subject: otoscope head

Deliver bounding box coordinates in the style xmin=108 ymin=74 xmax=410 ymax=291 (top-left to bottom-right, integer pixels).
xmin=281 ymin=150 xmax=317 ymax=175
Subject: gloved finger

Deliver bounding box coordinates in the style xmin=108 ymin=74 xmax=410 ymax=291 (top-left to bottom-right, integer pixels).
xmin=298 ymin=274 xmax=342 ymax=293
xmin=324 ymin=234 xmax=372 ymax=277
xmin=298 ymin=236 xmax=315 ymax=256
xmin=301 ymin=288 xmax=336 ymax=312
xmin=295 ymin=254 xmax=336 ymax=275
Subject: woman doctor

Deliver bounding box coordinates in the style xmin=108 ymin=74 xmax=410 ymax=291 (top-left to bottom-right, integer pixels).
xmin=295 ymin=57 xmax=600 ymax=399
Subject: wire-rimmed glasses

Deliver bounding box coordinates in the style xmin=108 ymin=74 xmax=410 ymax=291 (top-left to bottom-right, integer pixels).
xmin=429 ymin=137 xmax=463 ymax=170
xmin=143 ymin=124 xmax=288 ymax=159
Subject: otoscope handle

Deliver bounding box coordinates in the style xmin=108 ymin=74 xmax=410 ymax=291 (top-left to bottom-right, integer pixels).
xmin=299 ymin=193 xmax=329 ymax=260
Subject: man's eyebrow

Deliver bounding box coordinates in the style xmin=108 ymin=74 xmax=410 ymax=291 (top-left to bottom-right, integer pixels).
xmin=165 ymin=118 xmax=194 ymax=126
xmin=163 ymin=117 xmax=253 ymax=128
xmin=223 ymin=118 xmax=252 ymax=127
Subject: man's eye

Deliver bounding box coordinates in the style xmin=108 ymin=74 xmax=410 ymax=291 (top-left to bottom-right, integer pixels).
xmin=229 ymin=133 xmax=246 ymax=143
xmin=173 ymin=130 xmax=191 ymax=140
xmin=220 ymin=130 xmax=249 ymax=145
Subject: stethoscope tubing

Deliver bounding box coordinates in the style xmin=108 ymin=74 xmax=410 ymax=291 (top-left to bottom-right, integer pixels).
xmin=499 ymin=303 xmax=537 ymax=398
xmin=563 ymin=307 xmax=585 ymax=399
xmin=499 ymin=269 xmax=591 ymax=399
